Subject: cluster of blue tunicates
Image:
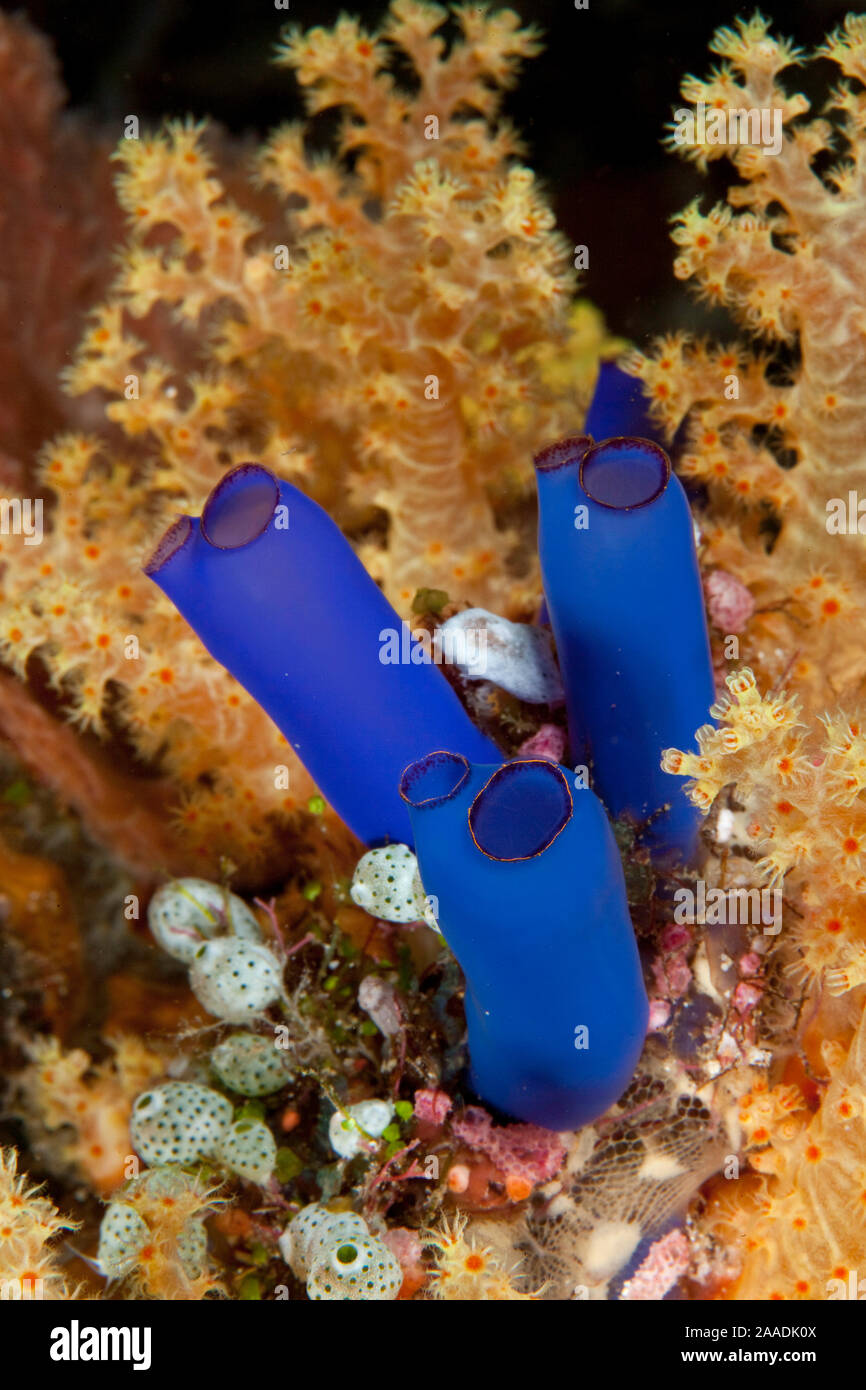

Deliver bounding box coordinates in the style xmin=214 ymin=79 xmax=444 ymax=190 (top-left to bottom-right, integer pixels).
xmin=146 ymin=366 xmax=714 ymax=1131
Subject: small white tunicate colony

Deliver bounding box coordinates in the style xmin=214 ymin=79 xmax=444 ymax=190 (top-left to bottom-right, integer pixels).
xmin=210 ymin=1031 xmax=293 ymax=1096
xmin=96 ymin=1168 xmax=211 ymax=1282
xmin=131 ymin=1082 xmax=234 ymax=1166
xmin=216 ymin=1119 xmax=277 ymax=1185
xmin=175 ymin=1218 xmax=209 ymax=1279
xmin=350 ymin=845 xmax=429 ymax=923
xmin=328 ymin=1098 xmax=395 ymax=1159
xmin=279 ymin=1203 xmax=402 ymax=1301
xmin=148 ymin=877 xmax=284 ymax=1022
xmin=189 ymin=938 xmax=283 ymax=1021
xmin=130 ymin=1081 xmax=276 ymax=1183
xmin=97 ymin=1202 xmax=150 ymax=1280
xmin=148 ymin=877 xmax=263 ymax=963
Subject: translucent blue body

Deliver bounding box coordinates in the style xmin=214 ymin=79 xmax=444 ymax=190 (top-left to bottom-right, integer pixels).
xmin=401 ymin=753 xmax=648 ymax=1129
xmin=535 ymin=364 xmax=667 ymax=629
xmin=144 ymin=464 xmax=499 ymax=847
xmin=585 ymin=361 xmax=667 ymax=443
xmin=535 ymin=435 xmax=715 ymax=862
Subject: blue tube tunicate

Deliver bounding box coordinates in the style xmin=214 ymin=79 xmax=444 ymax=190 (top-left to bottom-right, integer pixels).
xmin=535 ymin=365 xmax=666 ymax=632
xmin=400 ymin=752 xmax=648 ymax=1129
xmin=585 ymin=361 xmax=668 ymax=444
xmin=144 ymin=464 xmax=500 ymax=847
xmin=534 ymin=435 xmax=714 ymax=863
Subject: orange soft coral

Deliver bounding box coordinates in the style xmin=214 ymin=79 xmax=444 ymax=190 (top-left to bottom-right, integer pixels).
xmin=16 ymin=1035 xmax=169 ymax=1198
xmin=664 ymin=666 xmax=866 ymax=1296
xmin=64 ymin=1 xmax=592 ymax=613
xmin=707 ymin=1011 xmax=866 ymax=1300
xmin=1 ymin=433 xmax=312 ymax=871
xmin=1 ymin=2 xmax=614 ymax=870
xmin=423 ymin=1211 xmax=537 ymax=1299
xmin=0 ymin=1147 xmax=81 ymax=1298
xmin=624 ymin=12 xmax=866 ymax=709
xmin=663 ymin=667 xmax=866 ymax=990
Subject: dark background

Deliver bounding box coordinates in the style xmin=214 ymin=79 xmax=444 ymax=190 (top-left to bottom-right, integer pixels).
xmin=16 ymin=0 xmax=860 ymax=346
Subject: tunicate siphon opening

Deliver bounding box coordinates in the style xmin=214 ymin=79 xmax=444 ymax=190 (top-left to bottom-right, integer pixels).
xmin=469 ymin=759 xmax=572 ymax=861
xmin=579 ymin=437 xmax=670 ymax=509
xmin=399 ymin=751 xmax=470 ymax=808
xmin=533 ymin=433 xmax=593 ymax=474
xmin=143 ymin=514 xmax=193 ymax=575
xmin=201 ymin=463 xmax=280 ymax=549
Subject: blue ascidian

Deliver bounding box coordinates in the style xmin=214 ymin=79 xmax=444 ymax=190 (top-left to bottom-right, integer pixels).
xmin=145 ymin=463 xmax=499 ymax=848
xmin=400 ymin=752 xmax=648 ymax=1129
xmin=534 ymin=429 xmax=715 ymax=864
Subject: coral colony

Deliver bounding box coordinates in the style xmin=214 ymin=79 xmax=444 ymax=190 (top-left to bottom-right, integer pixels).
xmin=3 ymin=0 xmax=866 ymax=1311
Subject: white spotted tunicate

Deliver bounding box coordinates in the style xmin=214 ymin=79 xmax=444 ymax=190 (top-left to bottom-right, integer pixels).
xmin=328 ymin=1099 xmax=395 ymax=1159
xmin=98 ymin=1172 xmax=213 ymax=1283
xmin=147 ymin=877 xmax=262 ymax=963
xmin=130 ymin=1082 xmax=233 ymax=1166
xmin=350 ymin=845 xmax=429 ymax=923
xmin=307 ymin=1234 xmax=403 ymax=1301
xmin=97 ymin=1202 xmax=149 ymax=1279
xmin=279 ymin=1203 xmax=335 ymax=1279
xmin=210 ymin=1031 xmax=293 ymax=1096
xmin=306 ymin=1213 xmax=370 ymax=1268
xmin=278 ymin=1203 xmax=402 ymax=1299
xmin=189 ymin=938 xmax=283 ymax=1021
xmin=279 ymin=1203 xmax=369 ymax=1280
xmin=217 ymin=1118 xmax=277 ymax=1185
xmin=176 ymin=1219 xmax=209 ymax=1279
xmin=437 ymin=607 xmax=564 ymax=704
